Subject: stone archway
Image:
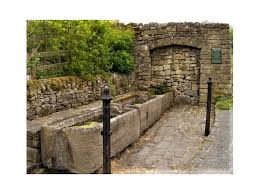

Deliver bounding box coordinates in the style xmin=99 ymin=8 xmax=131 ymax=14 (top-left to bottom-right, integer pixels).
xmin=150 ymin=45 xmax=201 ymax=105
xmin=132 ymin=22 xmax=232 ymax=105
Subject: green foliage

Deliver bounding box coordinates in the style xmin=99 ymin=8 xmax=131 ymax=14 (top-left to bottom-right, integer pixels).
xmin=108 ymin=25 xmax=134 ymax=74
xmin=215 ymin=95 xmax=233 ymax=110
xmin=27 ymin=20 xmax=134 ymax=78
xmin=27 ymin=54 xmax=40 ymax=69
xmin=35 ymin=68 xmax=65 ymax=79
xmin=150 ymin=82 xmax=170 ymax=95
xmin=107 ymin=76 xmax=117 ymax=96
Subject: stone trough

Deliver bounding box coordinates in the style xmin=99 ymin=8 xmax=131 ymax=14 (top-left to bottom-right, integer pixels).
xmin=40 ymin=91 xmax=175 ymax=173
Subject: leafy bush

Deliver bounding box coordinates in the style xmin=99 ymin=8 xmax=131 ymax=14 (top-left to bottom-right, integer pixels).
xmin=215 ymin=95 xmax=233 ymax=110
xmin=27 ymin=20 xmax=134 ymax=78
xmin=150 ymin=82 xmax=171 ymax=95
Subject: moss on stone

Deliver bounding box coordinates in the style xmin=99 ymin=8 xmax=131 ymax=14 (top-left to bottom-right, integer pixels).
xmin=27 ymin=76 xmax=86 ymax=93
xmin=113 ymin=93 xmax=140 ymax=103
xmin=75 ymin=121 xmax=98 ymax=129
xmin=27 ymin=80 xmax=42 ymax=92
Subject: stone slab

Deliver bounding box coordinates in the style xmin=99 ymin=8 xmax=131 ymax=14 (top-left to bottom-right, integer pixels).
xmin=161 ymin=92 xmax=174 ymax=113
xmin=41 ymin=108 xmax=140 ymax=173
xmin=27 ymin=147 xmax=41 ymax=163
xmin=128 ymin=95 xmax=163 ymax=133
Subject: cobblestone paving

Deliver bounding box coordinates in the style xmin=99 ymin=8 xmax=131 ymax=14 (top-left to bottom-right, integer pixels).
xmin=110 ymin=106 xmax=233 ymax=174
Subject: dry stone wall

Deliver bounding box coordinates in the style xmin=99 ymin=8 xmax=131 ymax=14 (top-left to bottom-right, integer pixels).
xmin=130 ymin=22 xmax=232 ymax=105
xmin=27 ymin=73 xmax=135 ymax=120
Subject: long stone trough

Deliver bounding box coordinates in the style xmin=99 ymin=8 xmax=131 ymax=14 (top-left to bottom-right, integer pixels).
xmin=40 ymin=91 xmax=175 ymax=173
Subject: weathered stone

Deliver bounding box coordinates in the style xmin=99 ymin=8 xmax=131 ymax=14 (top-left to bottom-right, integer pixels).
xmin=128 ymin=96 xmax=163 ymax=133
xmin=134 ymin=22 xmax=231 ymax=102
xmin=27 ymin=74 xmax=135 ymax=120
xmin=41 ymin=107 xmax=140 ymax=173
xmin=30 ymin=100 xmax=42 ymax=108
xmin=140 ymin=45 xmax=149 ymax=51
xmin=157 ymin=38 xmax=172 ymax=47
xmin=192 ymin=83 xmax=199 ymax=91
xmin=165 ymin=70 xmax=171 ymax=75
xmin=27 ymin=139 xmax=41 ymax=148
xmin=35 ymin=107 xmax=42 ymax=115
xmin=174 ymin=95 xmax=190 ymax=105
xmin=27 ymin=147 xmax=41 ymax=163
xmin=184 ymin=90 xmax=198 ymax=97
xmin=50 ymin=94 xmax=56 ymax=103
xmin=163 ymin=65 xmax=171 ymax=70
xmin=175 ymin=53 xmax=185 ymax=60
xmin=27 ymin=109 xmax=36 ymax=118
xmin=176 ymin=70 xmax=182 ymax=74
xmin=152 ymin=66 xmax=163 ymax=71
xmin=27 ymin=161 xmax=42 ymax=174
xmin=161 ymin=92 xmax=174 ymax=113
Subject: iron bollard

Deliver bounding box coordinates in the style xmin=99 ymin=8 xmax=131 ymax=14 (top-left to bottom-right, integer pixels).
xmin=101 ymin=86 xmax=112 ymax=174
xmin=204 ymin=76 xmax=213 ymax=136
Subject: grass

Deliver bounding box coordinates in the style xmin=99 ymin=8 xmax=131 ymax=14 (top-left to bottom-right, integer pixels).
xmin=215 ymin=95 xmax=233 ymax=110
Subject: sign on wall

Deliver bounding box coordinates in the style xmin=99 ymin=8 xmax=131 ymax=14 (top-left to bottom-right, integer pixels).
xmin=211 ymin=48 xmax=222 ymax=64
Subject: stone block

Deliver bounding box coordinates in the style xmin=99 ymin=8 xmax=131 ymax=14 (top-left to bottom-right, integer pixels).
xmin=192 ymin=83 xmax=199 ymax=91
xmin=27 ymin=161 xmax=42 ymax=174
xmin=35 ymin=107 xmax=42 ymax=115
xmin=27 ymin=128 xmax=41 ymax=141
xmin=140 ymin=45 xmax=149 ymax=51
xmin=174 ymin=95 xmax=190 ymax=105
xmin=161 ymin=92 xmax=174 ymax=113
xmin=41 ymin=108 xmax=140 ymax=174
xmin=57 ymin=94 xmax=72 ymax=102
xmin=199 ymin=93 xmax=207 ymax=103
xmin=110 ymin=109 xmax=140 ymax=157
xmin=158 ymin=71 xmax=166 ymax=76
xmin=27 ymin=139 xmax=41 ymax=148
xmin=188 ymin=75 xmax=198 ymax=81
xmin=27 ymin=147 xmax=41 ymax=163
xmin=129 ymin=96 xmax=163 ymax=133
xmin=157 ymin=38 xmax=171 ymax=47
xmin=184 ymin=90 xmax=198 ymax=97
xmin=41 ymin=120 xmax=102 ymax=173
xmin=186 ymin=70 xmax=195 ymax=75
xmin=175 ymin=54 xmax=184 ymax=60
xmin=50 ymin=94 xmax=56 ymax=103
xmin=165 ymin=70 xmax=171 ymax=75
xmin=152 ymin=66 xmax=163 ymax=71
xmin=163 ymin=65 xmax=171 ymax=70
xmin=176 ymin=70 xmax=182 ymax=75
xmin=30 ymin=100 xmax=42 ymax=109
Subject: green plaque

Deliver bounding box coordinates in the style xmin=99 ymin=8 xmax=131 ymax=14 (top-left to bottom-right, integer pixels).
xmin=211 ymin=48 xmax=222 ymax=64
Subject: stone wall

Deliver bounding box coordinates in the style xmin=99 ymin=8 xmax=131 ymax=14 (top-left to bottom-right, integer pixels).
xmin=151 ymin=45 xmax=200 ymax=105
xmin=27 ymin=73 xmax=135 ymax=120
xmin=130 ymin=22 xmax=232 ymax=105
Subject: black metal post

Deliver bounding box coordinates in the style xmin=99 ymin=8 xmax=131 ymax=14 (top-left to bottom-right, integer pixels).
xmin=101 ymin=86 xmax=112 ymax=174
xmin=204 ymin=76 xmax=213 ymax=136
